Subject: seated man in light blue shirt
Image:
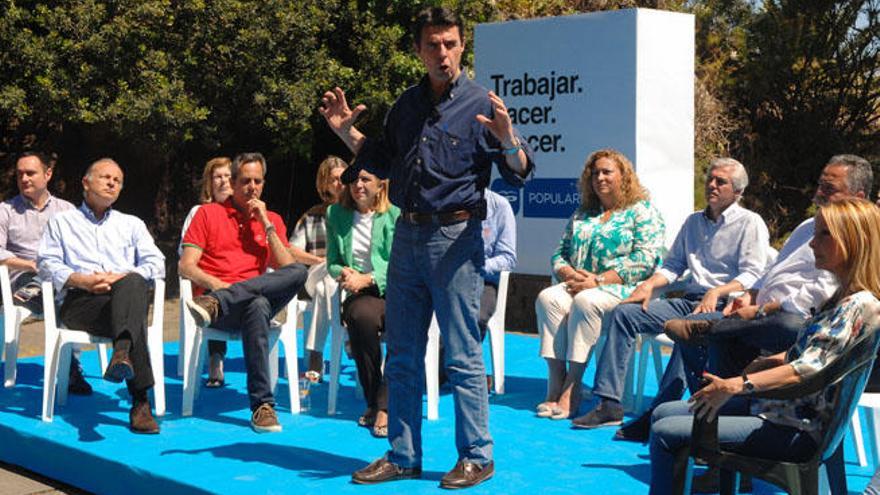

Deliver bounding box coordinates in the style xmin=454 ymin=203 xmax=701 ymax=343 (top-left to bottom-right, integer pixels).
xmin=38 ymin=158 xmax=166 ymax=434
xmin=439 ymin=189 xmax=516 ymax=385
xmin=574 ymin=157 xmax=770 ymax=429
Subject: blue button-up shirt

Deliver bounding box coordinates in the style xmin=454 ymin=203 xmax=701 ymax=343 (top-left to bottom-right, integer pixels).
xmin=352 ymin=73 xmax=536 ymax=213
xmin=482 ymin=189 xmax=516 ymax=284
xmin=38 ymin=202 xmax=166 ymax=301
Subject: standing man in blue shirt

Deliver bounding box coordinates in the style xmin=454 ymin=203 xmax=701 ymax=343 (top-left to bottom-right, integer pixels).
xmin=320 ymin=7 xmax=534 ymax=489
xmin=38 ymin=158 xmax=166 ymax=434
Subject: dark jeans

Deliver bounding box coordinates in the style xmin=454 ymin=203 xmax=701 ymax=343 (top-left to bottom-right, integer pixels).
xmin=342 ymin=285 xmax=387 ymax=410
xmin=593 ymin=292 xmax=722 ymax=404
xmin=60 ymin=273 xmax=153 ymax=399
xmin=209 ymin=263 xmax=307 ymax=411
xmin=644 ymin=311 xmax=804 ymax=415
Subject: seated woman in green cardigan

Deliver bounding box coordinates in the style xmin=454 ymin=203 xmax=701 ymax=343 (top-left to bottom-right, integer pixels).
xmin=326 ymin=168 xmax=400 ymax=437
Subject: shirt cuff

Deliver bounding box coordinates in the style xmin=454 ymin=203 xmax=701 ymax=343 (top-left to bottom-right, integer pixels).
xmin=656 ymin=268 xmax=680 ymax=285
xmin=733 ymin=273 xmax=759 ymax=290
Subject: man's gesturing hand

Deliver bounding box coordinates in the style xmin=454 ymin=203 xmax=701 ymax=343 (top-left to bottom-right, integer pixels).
xmin=319 ymin=87 xmax=366 ymax=136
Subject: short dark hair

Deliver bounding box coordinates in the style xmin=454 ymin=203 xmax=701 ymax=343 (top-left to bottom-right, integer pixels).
xmin=827 ymin=154 xmax=873 ymax=198
xmin=231 ymin=152 xmax=267 ymax=180
xmin=413 ymin=7 xmax=463 ymax=46
xmin=16 ymin=151 xmax=54 ymax=171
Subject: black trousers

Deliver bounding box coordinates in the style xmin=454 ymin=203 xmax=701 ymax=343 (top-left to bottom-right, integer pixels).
xmin=342 ymin=285 xmax=387 ymax=410
xmin=60 ymin=273 xmax=153 ymax=398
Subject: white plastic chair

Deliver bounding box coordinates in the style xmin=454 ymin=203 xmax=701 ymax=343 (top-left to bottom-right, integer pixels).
xmin=1 ymin=265 xmax=34 ymax=387
xmin=179 ymin=278 xmax=300 ymax=416
xmin=177 ymin=293 xmax=313 ymax=379
xmin=633 ymin=332 xmax=673 ymax=413
xmin=41 ymin=278 xmax=166 ymax=422
xmin=326 ymin=287 xmax=441 ymax=419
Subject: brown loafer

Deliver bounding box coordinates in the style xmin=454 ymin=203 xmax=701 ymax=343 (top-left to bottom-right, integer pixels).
xmin=352 ymin=457 xmax=421 ymax=484
xmin=129 ymin=400 xmax=159 ymax=434
xmin=185 ymin=295 xmax=220 ymax=327
xmin=440 ymin=460 xmax=494 ymax=489
xmin=104 ymin=350 xmax=135 ymax=383
xmin=663 ymin=319 xmax=714 ymax=345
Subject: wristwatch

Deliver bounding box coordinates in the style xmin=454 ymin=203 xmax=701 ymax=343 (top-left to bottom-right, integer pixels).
xmin=756 ymin=304 xmax=767 ymax=318
xmin=741 ymin=371 xmax=756 ymax=394
xmin=595 ymin=274 xmax=606 ymax=286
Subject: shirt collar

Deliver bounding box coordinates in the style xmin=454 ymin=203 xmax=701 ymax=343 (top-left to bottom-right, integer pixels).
xmin=15 ymin=193 xmax=54 ymax=211
xmin=703 ymin=201 xmax=741 ymax=224
xmin=79 ymin=201 xmax=113 ymax=224
xmin=419 ymin=69 xmax=469 ymax=104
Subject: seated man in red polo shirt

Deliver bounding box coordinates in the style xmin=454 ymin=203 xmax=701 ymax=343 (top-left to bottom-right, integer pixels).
xmin=180 ymin=152 xmax=307 ymax=433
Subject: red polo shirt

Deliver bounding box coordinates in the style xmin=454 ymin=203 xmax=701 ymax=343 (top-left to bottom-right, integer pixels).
xmin=182 ymin=199 xmax=289 ymax=285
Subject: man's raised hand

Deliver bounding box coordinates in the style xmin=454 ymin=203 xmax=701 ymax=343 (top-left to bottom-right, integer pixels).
xmin=319 ymin=87 xmax=366 ymax=136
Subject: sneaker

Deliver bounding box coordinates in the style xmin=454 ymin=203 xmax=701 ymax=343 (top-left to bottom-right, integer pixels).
xmin=185 ymin=295 xmax=220 ymax=327
xmin=571 ymin=400 xmax=624 ymax=429
xmin=251 ymin=403 xmax=282 ymax=433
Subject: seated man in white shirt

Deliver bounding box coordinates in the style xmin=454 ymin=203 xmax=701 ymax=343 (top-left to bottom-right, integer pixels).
xmin=574 ymin=158 xmax=770 ymax=429
xmin=38 ymin=158 xmax=166 ymax=433
xmin=617 ymin=155 xmax=872 ymax=448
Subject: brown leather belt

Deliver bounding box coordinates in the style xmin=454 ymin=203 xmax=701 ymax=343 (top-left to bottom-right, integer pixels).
xmin=402 ymin=209 xmax=474 ymax=225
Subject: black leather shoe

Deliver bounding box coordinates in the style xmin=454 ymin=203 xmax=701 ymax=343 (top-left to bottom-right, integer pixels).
xmin=614 ymin=412 xmax=651 ymax=443
xmin=440 ymin=460 xmax=494 ymax=489
xmin=352 ymin=458 xmax=421 ymax=484
xmin=691 ymin=466 xmax=752 ymax=493
xmin=104 ymin=350 xmax=135 ymax=383
xmin=67 ymin=361 xmax=93 ymax=395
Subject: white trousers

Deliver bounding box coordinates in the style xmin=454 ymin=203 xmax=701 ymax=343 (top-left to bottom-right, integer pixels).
xmin=536 ymin=283 xmax=621 ymax=363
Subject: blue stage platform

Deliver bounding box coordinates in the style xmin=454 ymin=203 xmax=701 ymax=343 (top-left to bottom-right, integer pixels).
xmin=0 ymin=332 xmax=875 ymax=494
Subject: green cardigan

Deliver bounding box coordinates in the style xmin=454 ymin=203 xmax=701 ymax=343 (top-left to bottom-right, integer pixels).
xmin=325 ymin=203 xmax=400 ymax=295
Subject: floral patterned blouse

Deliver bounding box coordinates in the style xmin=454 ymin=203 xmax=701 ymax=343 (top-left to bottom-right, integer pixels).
xmin=550 ymin=199 xmax=666 ymax=300
xmin=754 ymin=290 xmax=880 ymax=441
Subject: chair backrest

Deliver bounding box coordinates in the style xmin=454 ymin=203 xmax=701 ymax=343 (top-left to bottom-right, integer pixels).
xmin=751 ymin=324 xmax=880 ymax=463
xmin=813 ymin=327 xmax=880 ymax=462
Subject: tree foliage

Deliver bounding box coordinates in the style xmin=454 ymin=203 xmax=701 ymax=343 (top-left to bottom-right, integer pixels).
xmin=0 ymin=0 xmax=877 ymax=255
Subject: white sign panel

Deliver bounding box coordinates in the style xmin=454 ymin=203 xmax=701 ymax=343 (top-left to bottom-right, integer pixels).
xmin=475 ymin=8 xmax=694 ymax=275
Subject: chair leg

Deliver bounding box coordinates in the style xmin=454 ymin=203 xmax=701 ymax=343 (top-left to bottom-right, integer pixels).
xmin=488 ymin=319 xmax=505 ymax=394
xmin=851 ymin=408 xmax=868 ymax=467
xmin=278 ymin=327 xmax=300 ymax=413
xmin=181 ymin=330 xmax=204 ymax=417
xmin=719 ymin=469 xmax=739 ymax=495
xmin=147 ymin=325 xmax=166 ymax=417
xmin=177 ymin=306 xmax=186 ymax=377
xmin=327 ymin=319 xmax=344 ymax=415
xmin=635 ymin=338 xmax=650 ymax=413
xmin=41 ymin=337 xmax=63 ymax=422
xmin=268 ymin=332 xmax=280 ymax=394
xmin=97 ymin=343 xmax=109 ymax=375
xmin=870 ymin=407 xmax=880 ymax=467
xmin=3 ymin=313 xmax=21 ymax=388
xmin=425 ymin=316 xmax=440 ymax=421
xmin=824 ymin=442 xmax=847 ymax=495
xmin=56 ymin=343 xmax=73 ymax=407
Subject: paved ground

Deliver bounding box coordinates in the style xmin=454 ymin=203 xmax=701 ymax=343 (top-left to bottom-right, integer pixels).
xmin=0 ymin=299 xmax=184 ymax=495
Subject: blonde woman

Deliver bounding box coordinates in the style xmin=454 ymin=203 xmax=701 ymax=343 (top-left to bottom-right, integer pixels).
xmin=326 ymin=169 xmax=400 ymax=437
xmin=535 ymin=149 xmax=665 ymax=419
xmin=290 ymin=156 xmax=348 ymax=379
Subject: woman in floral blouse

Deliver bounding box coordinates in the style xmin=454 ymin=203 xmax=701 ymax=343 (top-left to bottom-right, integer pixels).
xmin=649 ymin=198 xmax=880 ymax=494
xmin=535 ymin=149 xmax=665 ymax=419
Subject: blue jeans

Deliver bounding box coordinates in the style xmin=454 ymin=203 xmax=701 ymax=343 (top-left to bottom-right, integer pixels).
xmin=649 ymin=399 xmax=817 ymax=495
xmin=384 ymin=217 xmax=491 ymax=468
xmin=211 ymin=263 xmax=307 ymax=410
xmin=592 ymin=294 xmax=720 ymax=403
